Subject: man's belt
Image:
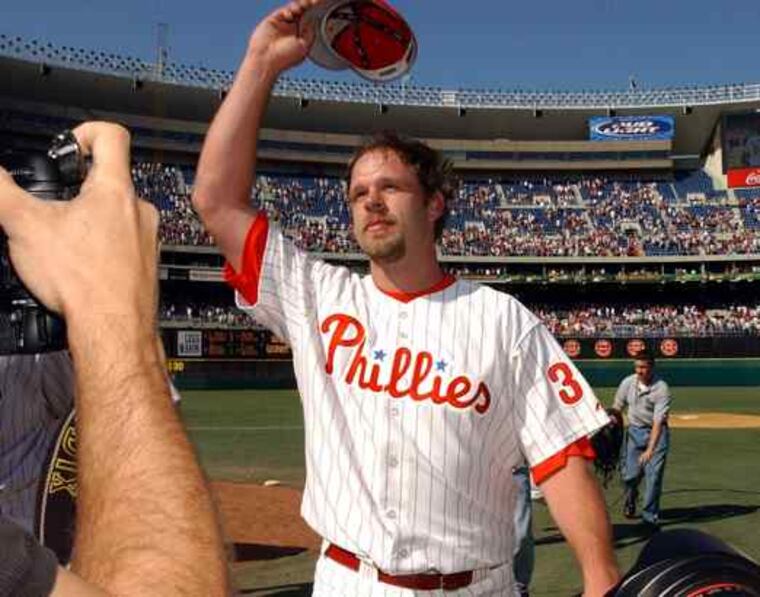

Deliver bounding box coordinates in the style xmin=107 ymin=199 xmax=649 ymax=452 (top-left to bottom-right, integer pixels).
xmin=630 ymin=423 xmax=668 ymax=430
xmin=324 ymin=543 xmax=474 ymax=591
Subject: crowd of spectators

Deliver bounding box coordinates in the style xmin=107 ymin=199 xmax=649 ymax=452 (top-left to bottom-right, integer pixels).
xmin=159 ymin=298 xmax=760 ymax=337
xmin=740 ymin=196 xmax=760 ymax=230
xmin=160 ymin=302 xmax=256 ymax=328
xmin=535 ymin=304 xmax=760 ymax=337
xmin=133 ymin=163 xmax=214 ymax=246
xmin=132 ymin=163 xmax=760 ymax=257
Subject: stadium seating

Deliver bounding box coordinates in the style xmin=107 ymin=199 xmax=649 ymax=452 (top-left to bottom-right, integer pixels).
xmin=159 ymin=299 xmax=760 ymax=337
xmin=535 ymin=304 xmax=760 ymax=337
xmin=133 ymin=162 xmax=760 ymax=257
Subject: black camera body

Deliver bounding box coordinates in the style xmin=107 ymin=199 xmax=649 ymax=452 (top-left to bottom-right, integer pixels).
xmin=0 ymin=132 xmax=85 ymax=354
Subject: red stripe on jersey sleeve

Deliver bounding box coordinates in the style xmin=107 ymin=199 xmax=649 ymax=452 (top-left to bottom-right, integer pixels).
xmin=531 ymin=436 xmax=596 ymax=485
xmin=223 ymin=213 xmax=269 ymax=306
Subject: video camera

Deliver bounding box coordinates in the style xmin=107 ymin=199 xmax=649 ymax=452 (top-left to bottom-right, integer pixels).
xmin=0 ymin=131 xmax=85 ymax=354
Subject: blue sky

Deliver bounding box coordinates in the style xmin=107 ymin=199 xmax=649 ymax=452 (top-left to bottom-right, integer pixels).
xmin=4 ymin=0 xmax=760 ymax=90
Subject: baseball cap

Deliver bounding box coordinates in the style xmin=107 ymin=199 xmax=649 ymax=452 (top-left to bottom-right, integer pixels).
xmin=305 ymin=0 xmax=417 ymax=83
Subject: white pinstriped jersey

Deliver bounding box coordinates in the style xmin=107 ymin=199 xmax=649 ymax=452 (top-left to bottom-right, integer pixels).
xmin=0 ymin=351 xmax=74 ymax=533
xmin=229 ymin=216 xmax=609 ymax=578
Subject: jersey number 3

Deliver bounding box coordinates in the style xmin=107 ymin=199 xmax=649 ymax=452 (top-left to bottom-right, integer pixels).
xmin=547 ymin=362 xmax=584 ymax=405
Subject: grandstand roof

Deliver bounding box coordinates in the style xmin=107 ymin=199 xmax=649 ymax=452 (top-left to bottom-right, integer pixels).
xmin=2 ymin=34 xmax=760 ymax=157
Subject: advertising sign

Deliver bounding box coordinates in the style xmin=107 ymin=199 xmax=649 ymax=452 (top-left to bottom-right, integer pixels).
xmin=562 ymin=339 xmax=582 ymax=358
xmin=660 ymin=338 xmax=679 ymax=357
xmin=594 ymin=339 xmax=613 ymax=358
xmin=626 ymin=339 xmax=646 ymax=357
xmin=727 ymin=167 xmax=760 ymax=188
xmin=589 ymin=115 xmax=675 ymax=141
xmin=177 ymin=330 xmax=203 ymax=357
xmin=722 ymin=113 xmax=760 ymax=187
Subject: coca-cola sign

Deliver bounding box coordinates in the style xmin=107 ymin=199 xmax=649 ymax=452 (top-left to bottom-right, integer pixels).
xmin=727 ymin=167 xmax=760 ymax=188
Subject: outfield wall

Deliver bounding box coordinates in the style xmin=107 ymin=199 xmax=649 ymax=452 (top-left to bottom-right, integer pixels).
xmin=161 ymin=329 xmax=760 ymax=362
xmin=161 ymin=328 xmax=760 ymax=389
xmin=167 ymin=357 xmax=760 ymax=390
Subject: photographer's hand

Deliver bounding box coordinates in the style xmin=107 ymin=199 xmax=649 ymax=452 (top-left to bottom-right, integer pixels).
xmin=0 ymin=122 xmax=158 ymax=326
xmin=0 ymin=122 xmax=228 ymax=597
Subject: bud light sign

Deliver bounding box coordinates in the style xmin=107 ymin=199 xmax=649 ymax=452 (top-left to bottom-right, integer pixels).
xmin=589 ymin=116 xmax=675 ymax=141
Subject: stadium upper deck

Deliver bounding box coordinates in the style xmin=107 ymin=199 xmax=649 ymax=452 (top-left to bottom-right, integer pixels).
xmin=2 ymin=33 xmax=759 ymax=161
xmin=3 ymin=34 xmax=760 ymax=265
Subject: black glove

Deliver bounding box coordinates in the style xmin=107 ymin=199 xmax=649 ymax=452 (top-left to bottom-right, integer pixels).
xmin=590 ymin=408 xmax=624 ymax=487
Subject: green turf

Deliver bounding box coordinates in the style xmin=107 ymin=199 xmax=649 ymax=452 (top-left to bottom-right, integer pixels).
xmin=595 ymin=385 xmax=760 ymax=413
xmin=181 ymin=389 xmax=305 ymax=484
xmin=179 ymin=387 xmax=760 ymax=596
xmin=532 ymin=428 xmax=760 ymax=594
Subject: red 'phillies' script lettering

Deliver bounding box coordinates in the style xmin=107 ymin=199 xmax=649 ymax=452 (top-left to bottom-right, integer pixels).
xmin=320 ymin=313 xmax=491 ymax=414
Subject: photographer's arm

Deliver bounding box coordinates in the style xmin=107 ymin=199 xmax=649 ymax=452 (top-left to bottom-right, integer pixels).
xmin=0 ymin=122 xmax=229 ymax=596
xmin=67 ymin=308 xmax=227 ymax=595
xmin=192 ymin=0 xmax=321 ymax=270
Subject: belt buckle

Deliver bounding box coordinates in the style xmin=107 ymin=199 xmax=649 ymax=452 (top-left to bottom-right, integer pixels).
xmin=357 ymin=557 xmax=379 ymax=582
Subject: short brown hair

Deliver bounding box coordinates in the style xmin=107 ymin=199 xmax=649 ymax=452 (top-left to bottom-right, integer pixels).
xmin=346 ymin=131 xmax=456 ymax=240
xmin=634 ymin=349 xmax=655 ymax=366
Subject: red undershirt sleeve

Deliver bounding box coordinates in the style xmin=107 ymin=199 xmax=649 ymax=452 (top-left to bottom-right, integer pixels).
xmin=531 ymin=436 xmax=596 ymax=485
xmin=223 ymin=213 xmax=269 ymax=306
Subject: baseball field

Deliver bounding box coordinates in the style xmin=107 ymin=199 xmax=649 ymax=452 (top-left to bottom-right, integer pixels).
xmin=179 ymin=383 xmax=760 ymax=596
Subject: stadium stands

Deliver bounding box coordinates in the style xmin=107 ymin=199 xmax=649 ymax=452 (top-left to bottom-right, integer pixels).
xmin=535 ymin=304 xmax=760 ymax=337
xmin=159 ymin=299 xmax=760 ymax=337
xmin=160 ymin=302 xmax=256 ymax=328
xmin=4 ymin=35 xmax=760 ymax=350
xmin=136 ymin=162 xmax=760 ymax=257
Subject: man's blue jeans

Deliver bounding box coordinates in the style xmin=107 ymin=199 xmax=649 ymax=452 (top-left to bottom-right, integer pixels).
xmin=512 ymin=466 xmax=534 ymax=596
xmin=622 ymin=424 xmax=670 ymax=523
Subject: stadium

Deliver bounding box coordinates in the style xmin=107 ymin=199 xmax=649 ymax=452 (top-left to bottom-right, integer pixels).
xmin=2 ymin=25 xmax=760 ymax=595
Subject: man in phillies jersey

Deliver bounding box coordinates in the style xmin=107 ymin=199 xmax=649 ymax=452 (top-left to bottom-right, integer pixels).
xmin=193 ymin=1 xmax=620 ymax=594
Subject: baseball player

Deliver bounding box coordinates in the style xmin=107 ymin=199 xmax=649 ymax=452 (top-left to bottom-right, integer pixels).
xmin=193 ymin=2 xmax=620 ymax=594
xmin=611 ymin=349 xmax=672 ymax=528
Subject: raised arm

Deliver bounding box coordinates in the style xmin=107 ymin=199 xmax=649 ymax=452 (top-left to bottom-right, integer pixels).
xmin=192 ymin=0 xmax=321 ymax=270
